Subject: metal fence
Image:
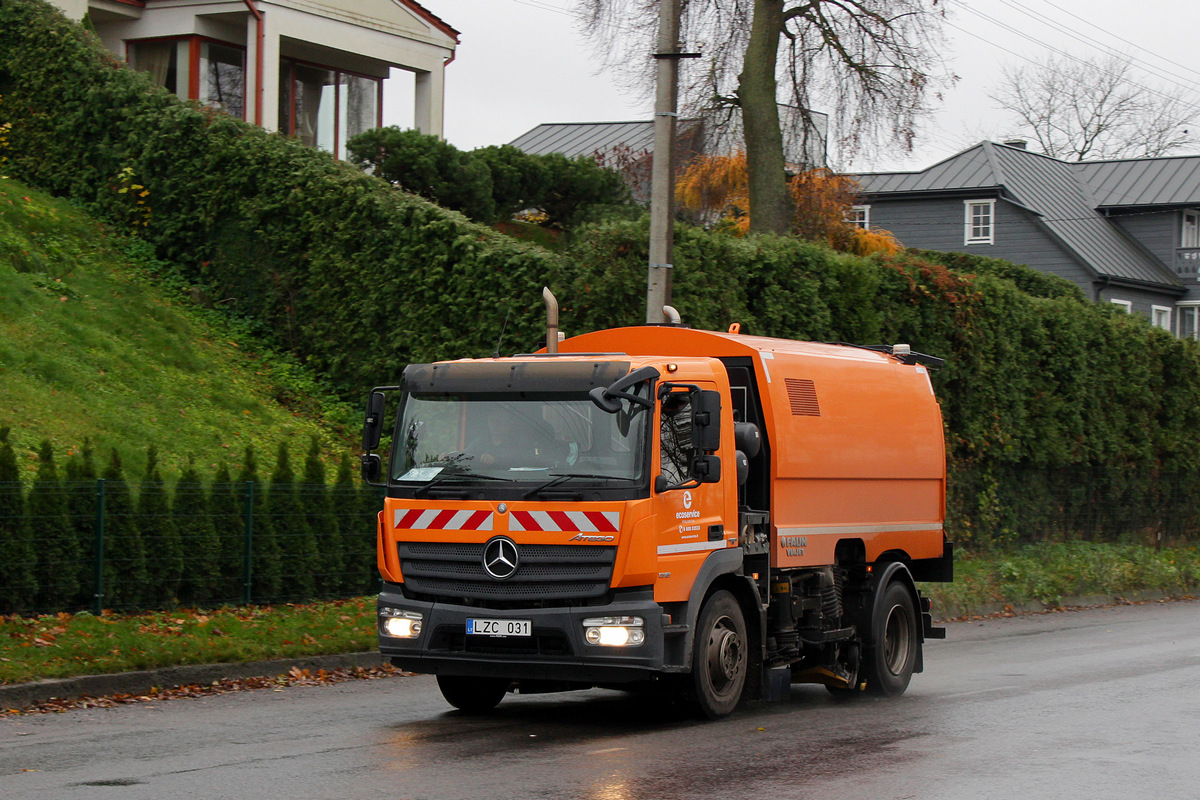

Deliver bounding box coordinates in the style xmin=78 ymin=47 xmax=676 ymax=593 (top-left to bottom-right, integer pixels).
xmin=3 ymin=465 xmax=1198 ymax=616
xmin=0 ymin=481 xmax=384 ymax=616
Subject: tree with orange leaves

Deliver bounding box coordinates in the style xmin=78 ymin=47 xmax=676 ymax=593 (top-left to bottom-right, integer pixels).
xmin=675 ymin=151 xmax=751 ymax=233
xmin=676 ymin=152 xmax=902 ymax=255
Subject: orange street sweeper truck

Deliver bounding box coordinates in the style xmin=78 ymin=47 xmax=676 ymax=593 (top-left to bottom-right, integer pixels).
xmin=361 ymin=295 xmax=951 ymax=718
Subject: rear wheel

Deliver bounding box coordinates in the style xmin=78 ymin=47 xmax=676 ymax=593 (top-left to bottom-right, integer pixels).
xmin=689 ymin=590 xmax=748 ymax=719
xmin=436 ymin=675 xmax=510 ymax=713
xmin=860 ymin=580 xmax=918 ymax=697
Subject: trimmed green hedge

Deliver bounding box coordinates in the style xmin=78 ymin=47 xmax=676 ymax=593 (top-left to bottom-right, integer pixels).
xmin=0 ymin=0 xmax=563 ymax=394
xmin=6 ymin=0 xmax=1200 ymax=550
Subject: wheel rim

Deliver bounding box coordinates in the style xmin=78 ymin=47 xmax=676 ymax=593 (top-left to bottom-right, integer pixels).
xmin=882 ymin=602 xmax=913 ymax=676
xmin=705 ymin=615 xmax=744 ymax=696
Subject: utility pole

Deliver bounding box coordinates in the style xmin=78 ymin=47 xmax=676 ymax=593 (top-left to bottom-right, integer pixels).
xmin=645 ymin=0 xmax=682 ymax=323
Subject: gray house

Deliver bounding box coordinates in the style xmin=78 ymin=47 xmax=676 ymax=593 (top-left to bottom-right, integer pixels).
xmin=854 ymin=142 xmax=1200 ymax=338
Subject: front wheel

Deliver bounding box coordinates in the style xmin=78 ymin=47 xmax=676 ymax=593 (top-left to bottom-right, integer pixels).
xmin=689 ymin=590 xmax=748 ymax=719
xmin=436 ymin=675 xmax=510 ymax=713
xmin=860 ymin=580 xmax=918 ymax=697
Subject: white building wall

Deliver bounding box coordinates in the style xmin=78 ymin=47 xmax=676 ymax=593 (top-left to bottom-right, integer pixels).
xmin=50 ymin=0 xmax=456 ymax=138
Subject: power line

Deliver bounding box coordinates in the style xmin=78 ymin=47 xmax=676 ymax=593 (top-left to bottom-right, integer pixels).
xmin=1035 ymin=0 xmax=1200 ymax=86
xmin=993 ymin=0 xmax=1200 ymax=97
xmin=955 ymin=2 xmax=1200 ymax=116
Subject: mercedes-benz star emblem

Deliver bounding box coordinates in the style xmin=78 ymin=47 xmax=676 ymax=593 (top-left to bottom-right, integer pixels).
xmin=482 ymin=536 xmax=519 ymax=581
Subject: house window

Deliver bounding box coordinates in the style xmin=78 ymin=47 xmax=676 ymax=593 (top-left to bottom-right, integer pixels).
xmin=1110 ymin=299 xmax=1133 ymax=313
xmin=1152 ymin=305 xmax=1172 ymax=331
xmin=128 ymin=37 xmax=244 ymax=118
xmin=964 ymin=200 xmax=995 ymax=245
xmin=129 ymin=39 xmax=182 ymax=96
xmin=279 ymin=58 xmax=382 ymax=158
xmin=1184 ymin=210 xmax=1200 ymax=248
xmin=199 ymin=42 xmax=246 ymax=120
xmin=847 ymin=205 xmax=870 ymax=229
xmin=1179 ymin=305 xmax=1200 ymax=340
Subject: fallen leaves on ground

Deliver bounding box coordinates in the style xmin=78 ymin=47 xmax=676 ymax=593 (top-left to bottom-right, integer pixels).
xmin=3 ymin=664 xmax=415 ymax=716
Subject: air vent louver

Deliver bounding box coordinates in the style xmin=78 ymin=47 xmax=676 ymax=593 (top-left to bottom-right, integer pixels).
xmin=785 ymin=378 xmax=820 ymax=416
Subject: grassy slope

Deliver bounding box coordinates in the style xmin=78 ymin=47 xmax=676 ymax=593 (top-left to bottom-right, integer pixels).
xmin=0 ymin=177 xmax=351 ymax=480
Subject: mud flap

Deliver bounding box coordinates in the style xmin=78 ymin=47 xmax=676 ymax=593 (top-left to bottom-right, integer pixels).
xmin=762 ymin=665 xmax=791 ymax=702
xmin=921 ymin=595 xmax=946 ymax=640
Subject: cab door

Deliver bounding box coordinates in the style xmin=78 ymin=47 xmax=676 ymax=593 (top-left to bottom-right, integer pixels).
xmin=653 ymin=382 xmax=731 ymax=602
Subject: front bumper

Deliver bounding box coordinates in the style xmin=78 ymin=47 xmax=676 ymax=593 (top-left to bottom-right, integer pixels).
xmin=377 ymin=582 xmax=667 ymax=683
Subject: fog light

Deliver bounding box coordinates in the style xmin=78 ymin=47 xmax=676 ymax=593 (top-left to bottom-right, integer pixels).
xmin=380 ymin=609 xmax=423 ymax=638
xmin=582 ymin=616 xmax=645 ymax=647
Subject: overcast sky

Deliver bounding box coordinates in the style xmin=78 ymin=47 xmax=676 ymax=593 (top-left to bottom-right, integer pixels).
xmin=389 ymin=0 xmax=1200 ymax=173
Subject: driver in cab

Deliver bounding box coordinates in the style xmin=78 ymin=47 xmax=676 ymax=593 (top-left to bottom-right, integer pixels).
xmin=468 ymin=407 xmax=546 ymax=468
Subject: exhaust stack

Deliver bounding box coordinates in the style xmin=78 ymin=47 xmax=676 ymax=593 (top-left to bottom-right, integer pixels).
xmin=543 ymin=287 xmax=559 ymax=354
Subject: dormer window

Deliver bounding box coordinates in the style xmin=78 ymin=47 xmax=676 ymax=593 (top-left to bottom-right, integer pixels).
xmin=964 ymin=200 xmax=995 ymax=245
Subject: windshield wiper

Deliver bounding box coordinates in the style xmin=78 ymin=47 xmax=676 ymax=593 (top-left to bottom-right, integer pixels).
xmin=522 ymin=473 xmax=618 ymax=500
xmin=413 ymin=470 xmax=512 ymax=498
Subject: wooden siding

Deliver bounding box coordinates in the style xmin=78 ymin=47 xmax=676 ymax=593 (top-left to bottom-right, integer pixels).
xmin=1095 ymin=283 xmax=1180 ymax=321
xmin=1110 ymin=211 xmax=1176 ymax=271
xmin=1110 ymin=211 xmax=1200 ymax=303
xmin=870 ymin=197 xmax=1094 ymax=290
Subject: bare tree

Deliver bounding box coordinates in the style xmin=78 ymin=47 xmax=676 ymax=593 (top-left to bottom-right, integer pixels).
xmin=575 ymin=0 xmax=952 ymax=234
xmin=989 ymin=53 xmax=1200 ymax=161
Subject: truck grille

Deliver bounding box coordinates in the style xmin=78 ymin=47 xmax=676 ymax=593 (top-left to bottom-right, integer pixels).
xmin=397 ymin=542 xmax=616 ymax=605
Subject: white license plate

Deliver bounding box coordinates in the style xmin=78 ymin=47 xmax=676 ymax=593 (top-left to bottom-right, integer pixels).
xmin=466 ymin=618 xmax=531 ymax=637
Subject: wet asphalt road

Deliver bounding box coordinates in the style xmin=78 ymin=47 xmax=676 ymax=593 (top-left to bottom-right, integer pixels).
xmin=4 ymin=599 xmax=1200 ymax=800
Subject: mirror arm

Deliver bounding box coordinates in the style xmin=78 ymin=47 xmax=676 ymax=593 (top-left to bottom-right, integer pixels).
xmin=590 ymin=366 xmax=660 ymax=413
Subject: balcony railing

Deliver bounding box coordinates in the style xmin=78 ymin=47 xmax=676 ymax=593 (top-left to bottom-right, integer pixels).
xmin=1175 ymin=248 xmax=1200 ymax=277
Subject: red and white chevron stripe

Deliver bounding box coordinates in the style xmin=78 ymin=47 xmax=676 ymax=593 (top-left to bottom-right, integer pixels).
xmin=393 ymin=508 xmax=495 ymax=531
xmin=509 ymin=510 xmax=620 ymax=533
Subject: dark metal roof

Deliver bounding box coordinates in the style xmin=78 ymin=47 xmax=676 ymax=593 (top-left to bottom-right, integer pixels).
xmin=855 ymin=142 xmax=1185 ymax=289
xmin=856 ymin=145 xmax=997 ymax=193
xmin=510 ymin=108 xmax=830 ymax=168
xmin=509 ymin=122 xmax=656 ymax=159
xmin=1074 ymin=156 xmax=1200 ymax=208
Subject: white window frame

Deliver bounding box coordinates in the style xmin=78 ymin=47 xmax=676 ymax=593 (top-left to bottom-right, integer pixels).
xmin=964 ymin=199 xmax=995 ymax=245
xmin=1110 ymin=298 xmax=1133 ymax=313
xmin=847 ymin=205 xmax=870 ymax=230
xmin=1152 ymin=305 xmax=1172 ymax=331
xmin=1183 ymin=210 xmax=1200 ymax=249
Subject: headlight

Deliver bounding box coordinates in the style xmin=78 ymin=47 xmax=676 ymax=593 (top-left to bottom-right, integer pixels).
xmin=379 ymin=609 xmax=423 ymax=638
xmin=582 ymin=616 xmax=645 ymax=647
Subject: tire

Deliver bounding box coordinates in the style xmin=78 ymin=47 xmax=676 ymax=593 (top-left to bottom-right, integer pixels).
xmin=860 ymin=580 xmax=918 ymax=697
xmin=436 ymin=675 xmax=510 ymax=713
xmin=689 ymin=590 xmax=748 ymax=719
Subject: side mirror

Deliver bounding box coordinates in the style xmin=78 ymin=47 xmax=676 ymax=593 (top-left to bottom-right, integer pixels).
xmin=690 ymin=454 xmax=721 ymax=484
xmin=361 ymin=453 xmax=383 ymax=484
xmin=363 ymin=391 xmax=387 ymax=451
xmin=691 ymin=390 xmax=721 ymax=453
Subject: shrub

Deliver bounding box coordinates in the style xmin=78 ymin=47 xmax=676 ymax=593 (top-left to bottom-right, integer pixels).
xmin=346 ymin=127 xmax=496 ymax=222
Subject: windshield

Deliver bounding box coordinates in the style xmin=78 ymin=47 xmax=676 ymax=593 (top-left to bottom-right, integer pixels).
xmin=391 ymin=391 xmax=650 ymax=487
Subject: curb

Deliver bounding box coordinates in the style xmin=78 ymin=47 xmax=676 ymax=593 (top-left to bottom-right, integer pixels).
xmin=0 ymin=651 xmax=387 ymax=710
xmin=4 ymin=592 xmax=1193 ymax=710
